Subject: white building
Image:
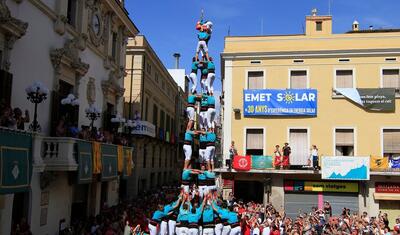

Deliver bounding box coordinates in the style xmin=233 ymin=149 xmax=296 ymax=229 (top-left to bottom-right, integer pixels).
xmin=0 ymin=0 xmax=138 ymax=234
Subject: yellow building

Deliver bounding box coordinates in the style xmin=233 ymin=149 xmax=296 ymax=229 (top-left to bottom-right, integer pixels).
xmin=220 ymin=10 xmax=400 ymax=223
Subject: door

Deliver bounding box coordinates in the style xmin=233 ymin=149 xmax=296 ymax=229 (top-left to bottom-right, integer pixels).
xmin=289 ymin=129 xmax=309 ymax=165
xmin=234 ymin=181 xmax=264 ymax=203
xmin=71 ymin=184 xmax=89 ymax=221
xmin=11 ymin=192 xmax=30 ymax=232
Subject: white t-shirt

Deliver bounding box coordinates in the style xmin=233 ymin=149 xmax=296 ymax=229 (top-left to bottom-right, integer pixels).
xmin=252 ymin=227 xmax=260 ymax=235
xmin=311 ymin=149 xmax=318 ymax=156
xmin=262 ymin=226 xmax=270 ymax=235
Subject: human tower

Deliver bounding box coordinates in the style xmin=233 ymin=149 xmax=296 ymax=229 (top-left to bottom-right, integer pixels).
xmin=147 ymin=15 xmax=241 ymax=235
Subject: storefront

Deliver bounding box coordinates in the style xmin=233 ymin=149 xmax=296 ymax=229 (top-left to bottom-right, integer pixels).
xmin=284 ymin=180 xmax=359 ymax=218
xmin=374 ymin=182 xmax=400 ymax=227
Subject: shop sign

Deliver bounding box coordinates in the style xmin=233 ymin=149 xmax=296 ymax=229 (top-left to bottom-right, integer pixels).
xmin=243 ymin=89 xmax=317 ymax=116
xmin=375 ymin=182 xmax=400 ymax=193
xmin=335 ymin=88 xmax=395 ymax=112
xmin=284 ymin=180 xmax=359 ymax=193
xmin=223 ymin=179 xmax=234 ymax=189
xmin=321 ymin=156 xmax=370 ymax=181
xmin=131 ymin=121 xmax=156 ymax=138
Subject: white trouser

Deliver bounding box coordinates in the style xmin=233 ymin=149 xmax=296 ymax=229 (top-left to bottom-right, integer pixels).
xmin=177 ymin=227 xmax=189 ymax=235
xmin=189 ymin=72 xmax=197 ymax=93
xmin=149 ymin=223 xmax=158 ymax=235
xmin=199 ymin=148 xmax=207 ymax=163
xmin=188 ymin=228 xmax=199 ymax=235
xmin=207 ymin=185 xmax=216 ymax=192
xmin=203 ymin=227 xmax=214 ymax=235
xmin=198 ymin=185 xmax=208 ymax=198
xmin=168 ymin=220 xmax=176 ymax=235
xmin=199 ymin=111 xmax=207 ymax=129
xmin=201 ymin=78 xmax=207 ymax=93
xmin=222 ymin=225 xmax=231 ymax=235
xmin=215 ymin=223 xmax=223 ymax=235
xmin=186 ymin=107 xmax=195 ymax=121
xmin=230 ymin=226 xmax=241 ymax=235
xmin=183 ymin=144 xmax=192 ymax=161
xmin=207 ymin=72 xmax=215 ymax=93
xmin=207 ymin=108 xmax=216 ymax=129
xmin=206 ymin=146 xmax=215 ymax=163
xmin=181 ymin=184 xmax=190 ymax=193
xmin=160 ymin=221 xmax=168 ymax=235
xmin=196 ymin=40 xmax=208 ymax=54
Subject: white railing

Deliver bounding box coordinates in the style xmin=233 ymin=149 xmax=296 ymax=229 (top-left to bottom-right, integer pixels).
xmin=41 ymin=137 xmax=78 ymax=171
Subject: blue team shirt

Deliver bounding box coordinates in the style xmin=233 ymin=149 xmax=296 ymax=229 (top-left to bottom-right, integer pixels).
xmin=164 ymin=200 xmax=178 ymax=214
xmin=178 ymin=203 xmax=190 ymax=222
xmin=152 ymin=210 xmax=166 ymax=222
xmin=182 ymin=170 xmax=192 ymax=181
xmin=198 ymin=31 xmax=209 ymax=40
xmin=201 ymin=96 xmax=208 ymax=107
xmin=227 ymin=212 xmax=238 ymax=224
xmin=188 ymin=95 xmax=196 ymax=104
xmin=202 ymin=206 xmax=214 ymax=223
xmin=188 ymin=210 xmax=202 ymax=223
xmin=199 ymin=134 xmax=207 ymax=143
xmin=217 ymin=208 xmax=230 ymax=220
xmin=184 ymin=131 xmax=194 ymax=142
xmin=207 ymin=61 xmax=215 ymax=70
xmin=191 ymin=61 xmax=199 ymax=71
xmin=198 ymin=173 xmax=206 ymax=181
xmin=206 ymin=132 xmax=216 ymax=143
xmin=205 ymin=171 xmax=216 ymax=180
xmin=207 ymin=96 xmax=215 ymax=105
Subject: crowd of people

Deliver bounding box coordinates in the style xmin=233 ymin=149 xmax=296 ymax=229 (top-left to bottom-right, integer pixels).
xmin=0 ymin=103 xmax=30 ymax=130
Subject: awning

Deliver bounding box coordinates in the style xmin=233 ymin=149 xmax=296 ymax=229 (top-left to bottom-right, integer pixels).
xmin=374 ymin=193 xmax=400 ymax=201
xmin=100 ymin=144 xmax=118 ymax=181
xmin=76 ymin=140 xmax=93 ymax=184
xmin=0 ymin=128 xmax=32 ymax=194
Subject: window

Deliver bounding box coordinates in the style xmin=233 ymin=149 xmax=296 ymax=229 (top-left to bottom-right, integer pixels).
xmin=150 ymin=173 xmax=155 ymax=188
xmin=383 ymin=129 xmax=400 ymax=158
xmin=339 ymin=59 xmax=350 ymax=62
xmin=382 ymin=69 xmax=399 ymax=88
xmin=385 ymin=58 xmax=397 ymax=62
xmin=250 ymin=60 xmax=261 ymax=64
xmin=165 ymin=148 xmax=168 ymax=166
xmin=162 ymin=81 xmax=165 ymax=90
xmin=247 ymin=71 xmax=264 ymax=89
xmin=160 ymin=110 xmax=165 ymax=129
xmin=335 ymin=70 xmax=353 ymax=88
xmin=316 ymin=21 xmax=322 ymax=31
xmin=111 ymin=32 xmax=118 ymax=60
xmin=143 ymin=147 xmax=147 ymax=168
xmin=144 ymin=98 xmax=149 ymax=121
xmin=147 ymin=63 xmax=152 ymax=74
xmin=67 ymin=0 xmax=77 ymax=27
xmin=289 ymin=129 xmax=309 ymax=165
xmin=155 ymin=72 xmax=159 ymax=82
xmin=0 ymin=69 xmax=13 ymax=108
xmin=293 ymin=59 xmax=304 ymax=63
xmin=159 ymin=146 xmax=162 ymax=168
xmin=152 ymin=104 xmax=158 ymax=126
xmin=290 ymin=70 xmax=307 ymax=89
xmin=245 ymin=129 xmax=264 ymax=155
xmin=166 ymin=115 xmax=170 ymax=132
xmin=335 ymin=129 xmax=354 ymax=156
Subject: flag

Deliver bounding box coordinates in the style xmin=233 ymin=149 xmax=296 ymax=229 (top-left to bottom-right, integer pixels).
xmin=370 ymin=156 xmax=389 ymax=170
xmin=233 ymin=155 xmax=251 ymax=171
xmin=390 ymin=156 xmax=400 ymax=169
xmin=251 ymin=155 xmax=273 ymax=169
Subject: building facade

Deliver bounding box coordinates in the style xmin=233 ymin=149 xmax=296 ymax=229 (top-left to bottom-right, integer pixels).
xmin=0 ymin=0 xmax=137 ymax=234
xmin=124 ymin=35 xmax=183 ymax=198
xmin=220 ymin=11 xmax=400 ymax=225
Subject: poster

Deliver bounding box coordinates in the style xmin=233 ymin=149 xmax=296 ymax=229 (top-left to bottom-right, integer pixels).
xmin=335 ymin=88 xmax=395 ymax=112
xmin=243 ymin=89 xmax=317 ymax=116
xmin=321 ymin=156 xmax=370 ymax=180
xmin=251 ymin=155 xmax=273 ymax=169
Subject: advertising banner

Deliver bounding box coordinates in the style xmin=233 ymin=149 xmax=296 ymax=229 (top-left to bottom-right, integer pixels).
xmin=284 ymin=180 xmax=359 ymax=193
xmin=233 ymin=155 xmax=251 ymax=171
xmin=335 ymin=88 xmax=395 ymax=112
xmin=251 ymin=155 xmax=273 ymax=169
xmin=321 ymin=156 xmax=370 ymax=181
xmin=370 ymin=156 xmax=389 ymax=170
xmin=131 ymin=121 xmax=156 ymax=138
xmin=243 ymin=89 xmax=317 ymax=116
xmin=375 ymin=182 xmax=400 ymax=193
xmin=389 ymin=156 xmax=400 ymax=169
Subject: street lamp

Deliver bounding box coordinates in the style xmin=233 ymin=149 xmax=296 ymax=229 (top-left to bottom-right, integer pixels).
xmin=111 ymin=113 xmax=126 ymax=133
xmin=25 ymin=81 xmax=49 ymax=132
xmin=85 ymin=105 xmax=101 ymax=130
xmin=61 ymin=94 xmax=80 ymax=106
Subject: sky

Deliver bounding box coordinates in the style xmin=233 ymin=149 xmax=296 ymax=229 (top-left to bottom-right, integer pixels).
xmin=125 ymin=0 xmax=400 ymax=97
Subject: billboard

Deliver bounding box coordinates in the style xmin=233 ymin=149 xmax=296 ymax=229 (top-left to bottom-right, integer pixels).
xmin=131 ymin=121 xmax=156 ymax=137
xmin=284 ymin=180 xmax=359 ymax=193
xmin=335 ymin=88 xmax=395 ymax=112
xmin=243 ymin=89 xmax=317 ymax=116
xmin=321 ymin=156 xmax=370 ymax=181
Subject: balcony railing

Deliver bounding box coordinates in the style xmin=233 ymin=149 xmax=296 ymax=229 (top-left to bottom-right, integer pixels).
xmin=41 ymin=137 xmax=78 ymax=171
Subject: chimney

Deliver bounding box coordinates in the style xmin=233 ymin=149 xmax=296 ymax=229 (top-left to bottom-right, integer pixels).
xmin=352 ymin=20 xmax=359 ymax=31
xmin=173 ymin=53 xmax=181 ymax=69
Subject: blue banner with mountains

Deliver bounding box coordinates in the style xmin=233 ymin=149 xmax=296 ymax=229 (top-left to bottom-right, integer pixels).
xmin=321 ymin=156 xmax=370 ymax=181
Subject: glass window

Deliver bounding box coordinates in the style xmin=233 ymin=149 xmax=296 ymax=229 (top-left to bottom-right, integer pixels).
xmin=247 ymin=71 xmax=264 ymax=89
xmin=336 ymin=70 xmax=353 ymax=88
xmin=335 ymin=129 xmax=354 ymax=156
xmin=316 ymin=21 xmax=322 ymax=31
xmin=246 ymin=129 xmax=263 ymax=155
xmin=290 ymin=70 xmax=307 ymax=89
xmin=382 ymin=69 xmax=399 ymax=88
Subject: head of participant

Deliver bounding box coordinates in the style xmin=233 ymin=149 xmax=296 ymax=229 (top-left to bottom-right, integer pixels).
xmin=200 ymin=164 xmax=206 ymax=171
xmin=183 ymin=203 xmax=189 ymax=211
xmin=209 ymin=57 xmax=213 ymax=61
xmin=158 ymin=204 xmax=164 ymax=211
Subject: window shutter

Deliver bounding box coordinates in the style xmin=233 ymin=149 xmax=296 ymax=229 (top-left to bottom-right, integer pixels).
xmin=246 ymin=129 xmax=263 ymax=150
xmin=50 ymin=91 xmax=61 ymax=136
xmin=0 ymin=70 xmax=13 ymax=107
xmin=289 ymin=129 xmax=308 ymax=165
xmin=382 ymin=69 xmax=399 ymax=88
xmin=336 ymin=70 xmax=353 ymax=88
xmin=290 ymin=71 xmax=307 ymax=89
xmin=248 ymin=71 xmax=264 ymax=89
xmin=383 ymin=129 xmax=400 ymax=153
xmin=335 ymin=129 xmax=354 ymax=146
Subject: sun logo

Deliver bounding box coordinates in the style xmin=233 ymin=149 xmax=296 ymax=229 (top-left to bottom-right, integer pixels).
xmin=283 ymin=91 xmax=295 ymax=104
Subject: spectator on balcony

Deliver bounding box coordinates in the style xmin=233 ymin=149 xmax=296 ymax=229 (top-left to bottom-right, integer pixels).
xmin=274 ymin=145 xmax=283 ymax=169
xmin=228 ymin=141 xmax=237 ymax=170
xmin=310 ymin=145 xmax=319 ymax=170
xmin=79 ymin=125 xmax=90 ymax=140
xmin=282 ymin=143 xmax=291 ymax=169
xmin=55 ymin=118 xmax=67 ymax=137
xmin=13 ymin=108 xmax=30 ymax=130
xmin=68 ymin=122 xmax=79 ymax=138
xmin=0 ymin=106 xmax=16 ymax=128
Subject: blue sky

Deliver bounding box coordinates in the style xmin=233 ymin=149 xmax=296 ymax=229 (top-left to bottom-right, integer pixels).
xmin=125 ymin=0 xmax=400 ymax=94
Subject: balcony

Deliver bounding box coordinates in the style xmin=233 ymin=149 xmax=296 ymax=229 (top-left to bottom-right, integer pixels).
xmin=41 ymin=137 xmax=78 ymax=171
